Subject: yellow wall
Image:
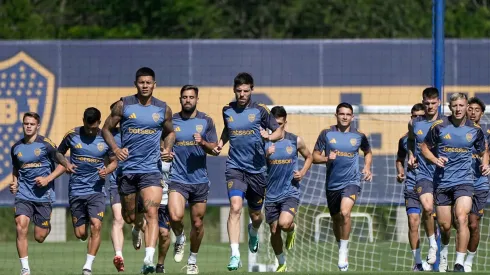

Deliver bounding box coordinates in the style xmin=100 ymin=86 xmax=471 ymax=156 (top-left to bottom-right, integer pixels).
xmin=51 ymin=86 xmax=489 ymax=155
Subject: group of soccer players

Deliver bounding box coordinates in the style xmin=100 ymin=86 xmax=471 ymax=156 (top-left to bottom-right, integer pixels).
xmin=397 ymin=88 xmax=490 ymax=272
xmin=10 ymin=66 xmax=378 ymax=275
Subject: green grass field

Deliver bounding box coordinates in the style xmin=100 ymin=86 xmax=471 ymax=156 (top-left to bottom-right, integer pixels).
xmin=1 ymin=240 xmax=489 ymax=274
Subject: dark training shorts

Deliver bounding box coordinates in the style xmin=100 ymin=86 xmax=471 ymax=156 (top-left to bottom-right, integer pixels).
xmin=69 ymin=193 xmax=106 ymax=227
xmin=326 ymin=184 xmax=361 ymax=216
xmin=225 ymin=168 xmax=266 ymax=211
xmin=265 ymin=197 xmax=299 ymax=224
xmin=15 ymin=198 xmax=52 ymax=229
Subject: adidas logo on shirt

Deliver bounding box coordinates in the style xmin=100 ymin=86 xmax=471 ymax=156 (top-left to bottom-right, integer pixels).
xmin=75 ymin=143 xmax=83 ymax=149
xmin=174 ymin=126 xmax=181 ymax=132
xmin=329 ymin=138 xmax=337 ymax=144
xmin=416 ymin=130 xmax=423 ymax=135
xmin=128 ymin=113 xmax=137 ymax=119
xmin=443 ymin=133 xmax=451 ymax=140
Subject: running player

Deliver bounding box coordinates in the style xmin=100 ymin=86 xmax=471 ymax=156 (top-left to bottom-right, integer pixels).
xmin=264 ymin=106 xmax=313 ymax=272
xmin=463 ymin=97 xmax=490 ymax=272
xmin=212 ymin=72 xmax=282 ymax=270
xmin=395 ymin=103 xmax=427 ymax=271
xmin=57 ymin=107 xmax=117 ymax=275
xmin=10 ymin=112 xmax=66 ymax=275
xmin=102 ymin=67 xmax=175 ymax=273
xmin=156 ymin=161 xmax=172 ymax=273
xmin=421 ymin=93 xmax=489 ymax=272
xmin=312 ymin=102 xmax=373 ymax=272
xmin=168 ymin=85 xmax=217 ymax=274
xmin=107 ymin=102 xmax=126 ymax=272
xmin=407 ymin=87 xmax=441 ymax=265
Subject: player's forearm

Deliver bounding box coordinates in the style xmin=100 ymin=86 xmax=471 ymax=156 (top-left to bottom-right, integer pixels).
xmin=200 ymin=141 xmax=217 ymax=155
xmin=301 ymin=154 xmax=313 ymax=175
xmin=268 ymin=128 xmax=283 ymax=142
xmin=55 ymin=152 xmax=70 ymax=167
xmin=45 ymin=164 xmax=66 ymax=182
xmin=219 ymin=128 xmax=229 ymax=146
xmin=395 ymin=160 xmax=405 ymax=175
xmin=312 ymin=151 xmax=328 ymax=164
xmin=162 ymin=132 xmax=176 ymax=151
xmin=102 ymin=128 xmax=120 ymax=152
xmin=420 ymin=144 xmax=438 ymax=165
xmin=364 ymin=151 xmax=373 ymax=170
xmin=11 ymin=170 xmax=18 ymax=183
xmin=105 ymin=159 xmax=118 ymax=174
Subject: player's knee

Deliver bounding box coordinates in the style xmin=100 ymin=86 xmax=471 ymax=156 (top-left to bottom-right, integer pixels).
xmin=160 ymin=228 xmax=170 ymax=240
xmin=169 ymin=211 xmax=184 ymax=223
xmin=229 ymin=204 xmax=242 ymax=218
xmin=113 ymin=215 xmax=125 ymax=228
xmin=123 ymin=212 xmax=135 ymax=224
xmin=91 ymin=221 xmax=102 ymax=233
xmin=455 ymin=213 xmax=468 ymax=228
xmin=192 ymin=217 xmax=203 ymax=231
xmin=75 ymin=229 xmax=88 ymax=240
xmin=278 ymin=219 xmax=293 ymax=231
xmin=269 ymin=223 xmax=279 ymax=235
xmin=468 ymin=218 xmax=479 ymax=233
xmin=16 ymin=223 xmax=28 ymax=237
xmin=340 ymin=209 xmax=351 ymax=221
xmin=408 ymin=215 xmax=420 ymax=231
xmin=422 ymin=205 xmax=434 ymax=215
xmin=34 ymin=232 xmax=47 ymax=243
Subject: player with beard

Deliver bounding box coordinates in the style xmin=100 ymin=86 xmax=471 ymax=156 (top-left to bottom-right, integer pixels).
xmin=168 ymin=85 xmax=218 ymax=274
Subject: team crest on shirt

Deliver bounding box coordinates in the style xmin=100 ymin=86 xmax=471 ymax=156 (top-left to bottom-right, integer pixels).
xmin=350 ymin=138 xmax=357 ymax=146
xmin=152 ymin=113 xmax=160 ymax=122
xmin=196 ymin=124 xmax=203 ymax=133
xmin=97 ymin=143 xmax=105 ymax=152
xmin=466 ymin=133 xmax=473 ymax=142
xmin=34 ymin=148 xmax=41 ymax=156
xmin=286 ymin=146 xmax=293 ymax=154
xmin=227 ymin=181 xmax=233 ymax=189
xmin=248 ymin=114 xmax=256 ymax=122
xmin=0 ymin=52 xmax=56 ymax=192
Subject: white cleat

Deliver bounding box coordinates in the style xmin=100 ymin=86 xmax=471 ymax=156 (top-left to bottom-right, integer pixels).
xmin=20 ymin=268 xmax=30 ymax=275
xmin=463 ymin=263 xmax=472 ymax=273
xmin=427 ymin=246 xmax=438 ymax=264
xmin=338 ymin=249 xmax=349 ymax=272
xmin=173 ymin=239 xmax=186 ymax=263
xmin=186 ymin=264 xmax=199 ymax=274
xmin=439 ymin=253 xmax=448 ymax=272
xmin=132 ymin=226 xmax=143 ymax=250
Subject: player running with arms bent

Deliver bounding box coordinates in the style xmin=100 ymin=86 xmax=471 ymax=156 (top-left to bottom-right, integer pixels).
xmin=57 ymin=107 xmax=117 ymax=275
xmin=395 ymin=103 xmax=429 ymax=271
xmin=421 ymin=93 xmax=490 ymax=272
xmin=312 ymin=102 xmax=373 ymax=272
xmin=212 ymin=72 xmax=282 ymax=271
xmin=463 ymin=97 xmax=490 ymax=272
xmin=407 ymin=87 xmax=442 ymax=266
xmin=10 ymin=112 xmax=66 ymax=275
xmin=102 ymin=67 xmax=175 ymax=273
xmin=264 ymin=106 xmax=313 ymax=272
xmin=168 ymin=85 xmax=218 ymax=274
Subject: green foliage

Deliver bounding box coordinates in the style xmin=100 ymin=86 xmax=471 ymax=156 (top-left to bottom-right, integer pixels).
xmin=0 ymin=0 xmax=489 ymax=39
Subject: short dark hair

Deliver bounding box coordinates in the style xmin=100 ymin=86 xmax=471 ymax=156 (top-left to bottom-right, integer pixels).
xmin=110 ymin=101 xmax=119 ymax=111
xmin=83 ymin=107 xmax=101 ymax=124
xmin=135 ymin=67 xmax=155 ymax=81
xmin=336 ymin=102 xmax=354 ymax=114
xmin=411 ymin=103 xmax=424 ymax=113
xmin=180 ymin=85 xmax=199 ymax=97
xmin=234 ymin=72 xmax=254 ymax=89
xmin=468 ymin=97 xmax=486 ymax=112
xmin=23 ymin=112 xmax=41 ymax=123
xmin=422 ymin=87 xmax=439 ymax=99
xmin=271 ymin=106 xmax=287 ymax=119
